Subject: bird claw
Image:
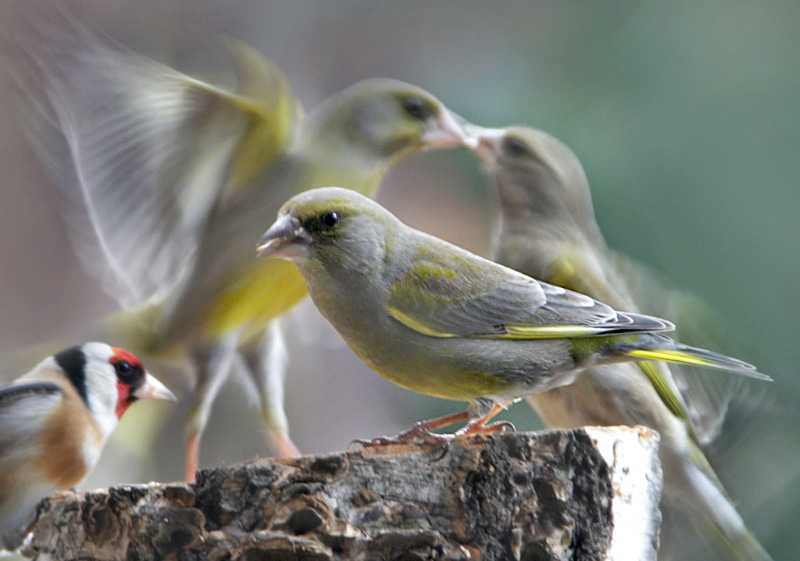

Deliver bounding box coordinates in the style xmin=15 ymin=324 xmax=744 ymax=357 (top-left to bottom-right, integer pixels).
xmin=348 ymin=416 xmax=514 ymax=461
xmin=455 ymin=419 xmax=516 ymax=438
xmin=349 ymin=421 xmax=454 ymax=451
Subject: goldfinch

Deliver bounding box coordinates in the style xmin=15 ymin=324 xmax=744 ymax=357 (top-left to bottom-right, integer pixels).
xmin=0 ymin=342 xmax=175 ymax=551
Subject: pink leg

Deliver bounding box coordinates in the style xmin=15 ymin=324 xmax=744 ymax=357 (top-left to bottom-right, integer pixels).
xmin=352 ymin=409 xmax=472 ymax=448
xmin=453 ymin=402 xmax=516 ymax=438
xmin=185 ymin=431 xmax=200 ymax=483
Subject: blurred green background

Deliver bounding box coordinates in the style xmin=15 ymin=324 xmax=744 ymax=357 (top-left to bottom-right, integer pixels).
xmin=0 ymin=1 xmax=798 ymax=558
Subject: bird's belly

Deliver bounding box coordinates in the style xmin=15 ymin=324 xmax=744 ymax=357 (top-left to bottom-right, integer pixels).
xmin=355 ymin=333 xmax=575 ymax=404
xmin=203 ymin=258 xmax=310 ymax=343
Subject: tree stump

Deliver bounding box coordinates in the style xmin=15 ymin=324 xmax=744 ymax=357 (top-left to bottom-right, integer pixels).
xmin=26 ymin=426 xmax=662 ymax=561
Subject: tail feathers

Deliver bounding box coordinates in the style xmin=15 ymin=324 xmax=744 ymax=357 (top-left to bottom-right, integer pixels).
xmin=672 ymin=458 xmax=774 ymax=561
xmin=622 ymin=335 xmax=772 ymax=381
xmin=690 ymin=494 xmax=774 ymax=561
xmin=698 ymin=491 xmax=774 ymax=561
xmin=724 ymin=529 xmax=774 ymax=561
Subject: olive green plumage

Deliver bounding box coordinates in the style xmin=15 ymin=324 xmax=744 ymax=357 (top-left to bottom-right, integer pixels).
xmin=469 ymin=125 xmax=773 ymax=561
xmin=257 ymin=188 xmax=767 ymax=437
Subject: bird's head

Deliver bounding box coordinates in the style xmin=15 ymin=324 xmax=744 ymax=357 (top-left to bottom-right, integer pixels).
xmin=53 ymin=343 xmax=176 ymax=438
xmin=301 ymin=79 xmax=468 ymax=166
xmin=469 ymin=126 xmax=595 ymax=229
xmin=257 ymin=187 xmax=395 ymax=274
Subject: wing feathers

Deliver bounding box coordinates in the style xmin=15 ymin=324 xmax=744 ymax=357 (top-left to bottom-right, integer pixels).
xmin=387 ymin=240 xmax=674 ymax=341
xmin=7 ymin=8 xmax=295 ymax=307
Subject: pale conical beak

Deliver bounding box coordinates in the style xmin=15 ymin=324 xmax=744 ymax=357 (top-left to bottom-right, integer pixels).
xmin=257 ymin=213 xmax=311 ymax=259
xmin=469 ymin=126 xmax=506 ymax=166
xmin=134 ymin=373 xmax=177 ymax=401
xmin=419 ymin=108 xmax=469 ymax=149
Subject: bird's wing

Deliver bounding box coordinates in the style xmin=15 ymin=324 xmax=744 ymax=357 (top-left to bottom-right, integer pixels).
xmin=386 ymin=241 xmax=673 ymax=340
xmin=0 ymin=383 xmax=64 ymax=452
xmin=6 ymin=7 xmax=296 ymax=307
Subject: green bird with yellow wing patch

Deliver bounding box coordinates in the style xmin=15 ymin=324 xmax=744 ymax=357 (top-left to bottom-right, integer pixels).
xmin=7 ymin=7 xmax=467 ymax=481
xmin=256 ymin=188 xmax=768 ymax=444
xmin=469 ymin=125 xmax=773 ymax=561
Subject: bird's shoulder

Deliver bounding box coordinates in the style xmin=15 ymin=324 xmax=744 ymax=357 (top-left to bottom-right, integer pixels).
xmin=393 ymin=231 xmax=537 ymax=305
xmin=0 ymin=381 xmax=64 ymax=408
xmin=0 ymin=382 xmax=66 ymax=457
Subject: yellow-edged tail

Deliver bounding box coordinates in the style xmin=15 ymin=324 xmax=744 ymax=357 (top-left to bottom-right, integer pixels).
xmin=622 ymin=338 xmax=771 ymax=381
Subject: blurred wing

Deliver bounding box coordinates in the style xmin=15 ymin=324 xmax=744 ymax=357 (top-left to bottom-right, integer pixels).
xmin=0 ymin=383 xmax=63 ymax=454
xmin=610 ymin=250 xmax=745 ymax=444
xmin=387 ymin=242 xmax=673 ymax=340
xmin=6 ymin=9 xmax=296 ymax=307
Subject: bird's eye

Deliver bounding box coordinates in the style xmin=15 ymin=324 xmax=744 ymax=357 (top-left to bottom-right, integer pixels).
xmin=320 ymin=211 xmax=339 ymax=230
xmin=401 ymin=96 xmax=433 ymax=121
xmin=502 ymin=137 xmax=531 ymax=158
xmin=114 ymin=360 xmax=134 ymax=382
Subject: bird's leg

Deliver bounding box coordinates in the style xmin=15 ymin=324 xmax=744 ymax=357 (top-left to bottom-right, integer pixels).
xmin=240 ymin=320 xmax=301 ymax=459
xmin=453 ymin=402 xmax=516 ymax=438
xmin=184 ymin=335 xmax=239 ymax=483
xmin=266 ymin=430 xmax=302 ymax=458
xmin=185 ymin=431 xmax=200 ymax=483
xmin=351 ymin=409 xmax=471 ymax=448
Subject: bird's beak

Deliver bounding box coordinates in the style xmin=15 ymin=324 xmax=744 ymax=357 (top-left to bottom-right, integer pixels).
xmin=257 ymin=213 xmax=312 ymax=259
xmin=134 ymin=373 xmax=177 ymax=402
xmin=419 ymin=108 xmax=470 ymax=149
xmin=468 ymin=126 xmax=505 ymax=166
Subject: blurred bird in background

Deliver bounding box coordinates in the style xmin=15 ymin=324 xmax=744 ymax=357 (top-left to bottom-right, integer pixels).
xmin=0 ymin=342 xmax=175 ymax=552
xmin=257 ymin=188 xmax=770 ymax=448
xmin=2 ymin=4 xmax=467 ymax=482
xmin=469 ymin=125 xmax=773 ymax=560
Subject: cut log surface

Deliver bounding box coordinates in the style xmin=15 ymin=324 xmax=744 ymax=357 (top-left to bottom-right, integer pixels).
xmin=27 ymin=426 xmax=662 ymax=561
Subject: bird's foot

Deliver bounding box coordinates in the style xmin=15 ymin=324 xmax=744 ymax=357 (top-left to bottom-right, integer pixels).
xmin=350 ymin=420 xmax=455 ymax=450
xmin=455 ymin=419 xmax=516 ymax=438
xmin=266 ymin=431 xmax=302 ymax=458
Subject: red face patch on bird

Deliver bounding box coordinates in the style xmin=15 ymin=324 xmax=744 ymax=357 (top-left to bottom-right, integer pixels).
xmin=110 ymin=347 xmax=146 ymax=419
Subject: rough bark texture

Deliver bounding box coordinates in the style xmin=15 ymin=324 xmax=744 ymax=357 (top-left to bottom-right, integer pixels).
xmin=26 ymin=427 xmax=661 ymax=561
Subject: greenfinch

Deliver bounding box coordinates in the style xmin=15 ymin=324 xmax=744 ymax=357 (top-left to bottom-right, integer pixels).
xmin=7 ymin=8 xmax=467 ymax=481
xmin=256 ymin=187 xmax=769 ymax=446
xmin=469 ymin=125 xmax=772 ymax=561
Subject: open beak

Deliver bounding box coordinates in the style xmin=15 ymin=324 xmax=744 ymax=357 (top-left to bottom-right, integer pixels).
xmin=134 ymin=373 xmax=177 ymax=402
xmin=419 ymin=108 xmax=470 ymax=149
xmin=257 ymin=213 xmax=311 ymax=259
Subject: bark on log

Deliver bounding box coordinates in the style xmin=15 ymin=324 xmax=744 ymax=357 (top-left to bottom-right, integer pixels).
xmin=26 ymin=427 xmax=662 ymax=561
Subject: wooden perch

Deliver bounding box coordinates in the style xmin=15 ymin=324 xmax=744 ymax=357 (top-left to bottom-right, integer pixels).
xmin=26 ymin=426 xmax=662 ymax=561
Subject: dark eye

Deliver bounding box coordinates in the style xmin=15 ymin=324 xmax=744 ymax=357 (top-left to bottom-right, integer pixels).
xmin=502 ymin=137 xmax=531 ymax=158
xmin=401 ymin=96 xmax=433 ymax=121
xmin=320 ymin=211 xmax=339 ymax=230
xmin=114 ymin=360 xmax=135 ymax=382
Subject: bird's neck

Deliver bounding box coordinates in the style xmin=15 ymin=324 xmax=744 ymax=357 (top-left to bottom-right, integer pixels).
xmin=294 ymin=135 xmax=386 ymax=198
